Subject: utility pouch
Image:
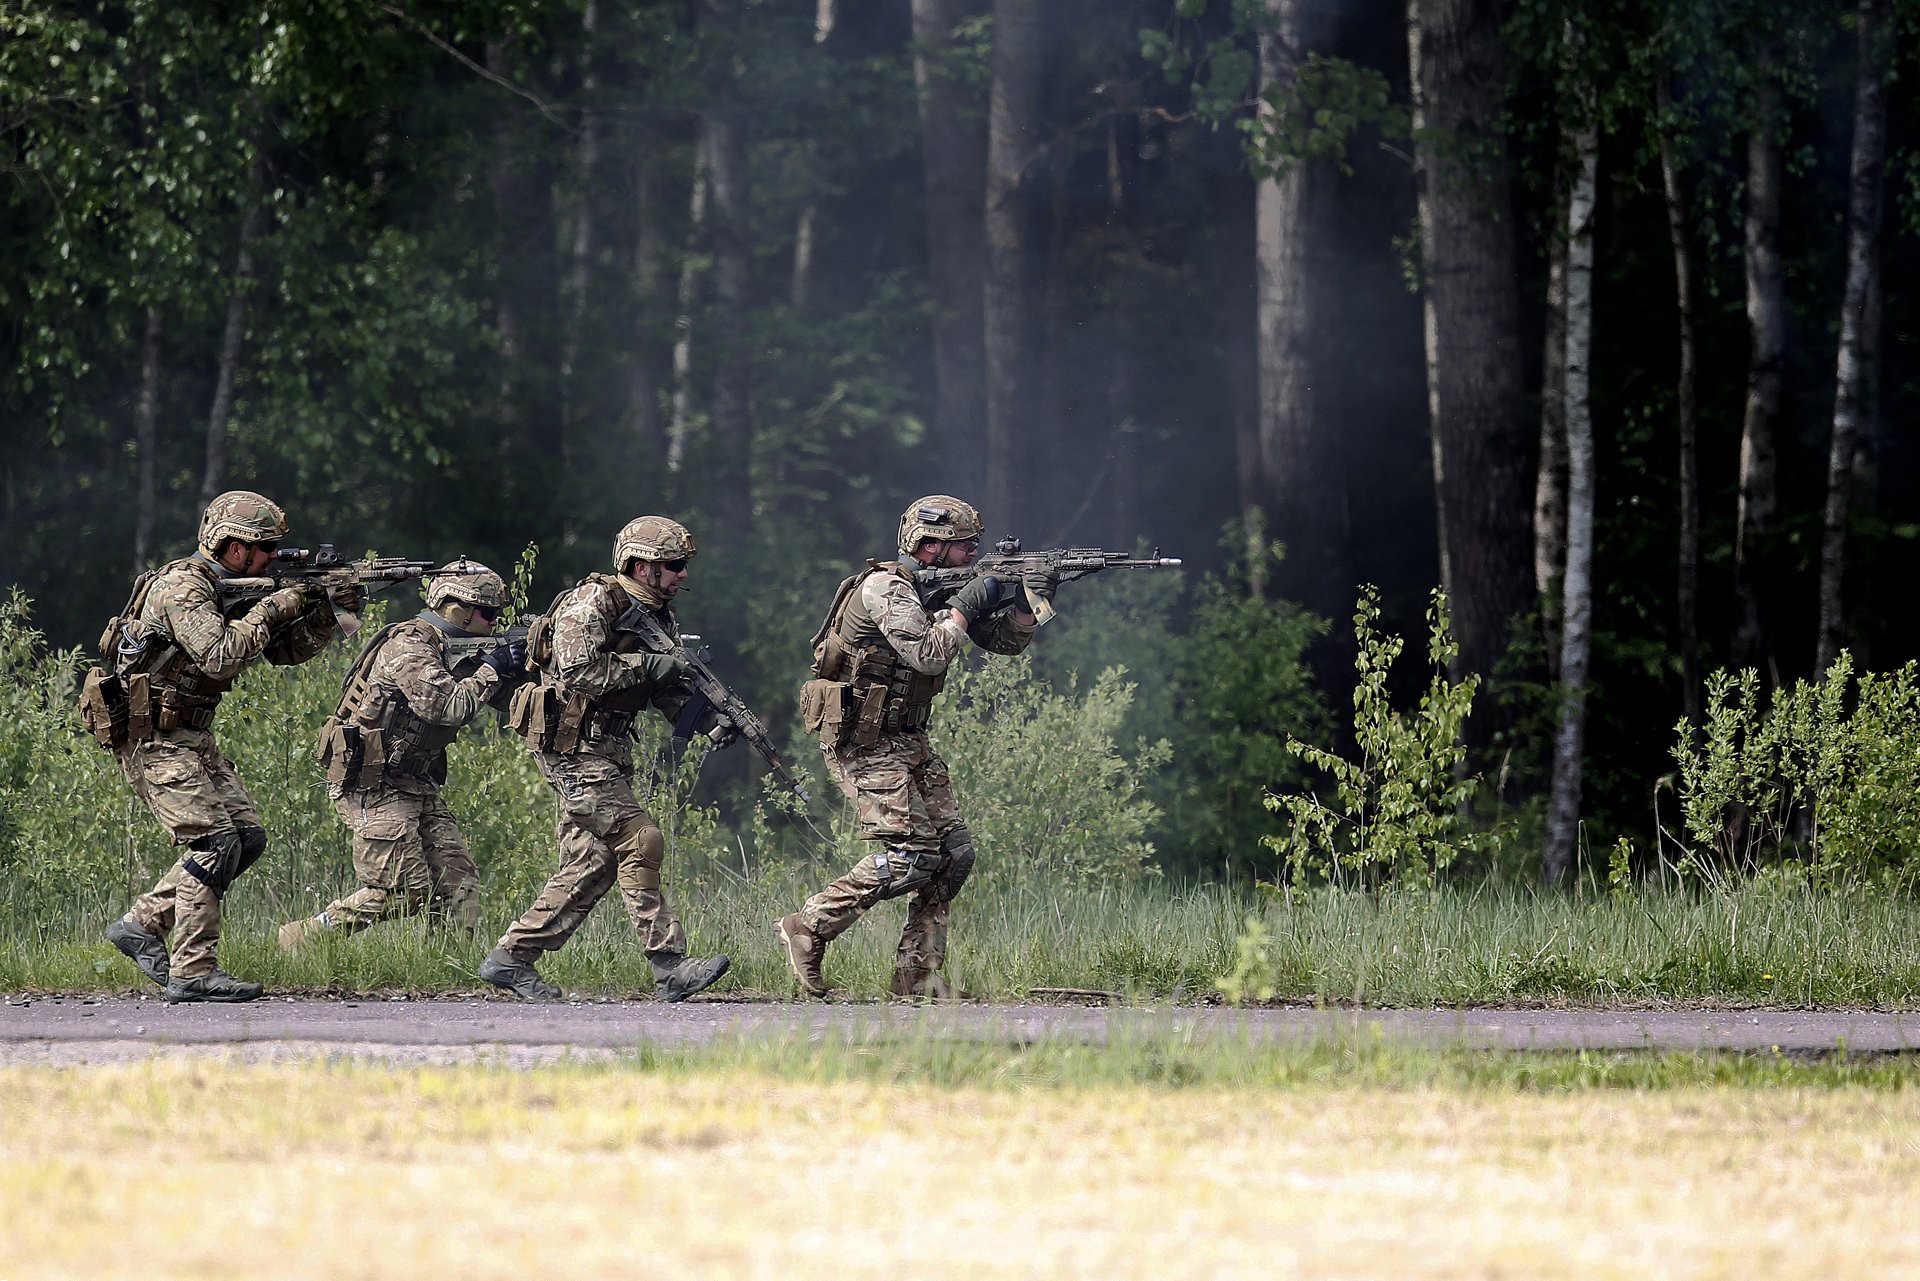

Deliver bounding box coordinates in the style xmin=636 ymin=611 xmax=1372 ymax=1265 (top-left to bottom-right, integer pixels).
xmin=78 ymin=667 xmax=128 ymax=749
xmin=852 ymin=684 xmax=888 ymax=749
xmin=125 ymin=673 xmax=154 ymax=742
xmin=799 ymin=678 xmax=852 ymax=748
xmin=552 ymin=691 xmax=591 ymax=755
xmin=507 ymin=682 xmax=562 ymax=752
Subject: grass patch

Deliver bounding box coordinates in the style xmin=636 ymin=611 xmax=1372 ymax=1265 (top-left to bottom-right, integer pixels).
xmin=3 ymin=1051 xmax=1919 ymax=1279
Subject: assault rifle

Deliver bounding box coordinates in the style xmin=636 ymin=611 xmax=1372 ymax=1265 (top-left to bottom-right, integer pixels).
xmin=613 ymin=607 xmax=812 ymax=803
xmin=441 ymin=621 xmax=532 ymax=664
xmin=914 ymin=537 xmax=1183 ymax=625
xmin=217 ymin=545 xmax=489 ymax=638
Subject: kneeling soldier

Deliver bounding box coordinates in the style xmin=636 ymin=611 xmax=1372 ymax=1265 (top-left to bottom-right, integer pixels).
xmin=777 ymin=495 xmax=1054 ymax=998
xmin=479 ymin=516 xmax=731 ymax=1002
xmin=91 ymin=490 xmax=349 ymax=1002
xmin=279 ymin=560 xmax=525 ymax=951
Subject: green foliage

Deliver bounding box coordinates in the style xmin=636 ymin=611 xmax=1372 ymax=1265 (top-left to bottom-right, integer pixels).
xmin=1267 ymin=587 xmax=1491 ymax=889
xmin=1671 ymin=655 xmax=1920 ymax=887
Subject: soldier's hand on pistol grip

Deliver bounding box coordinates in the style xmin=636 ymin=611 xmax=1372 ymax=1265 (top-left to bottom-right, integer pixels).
xmin=623 ymin=649 xmax=689 ymax=689
xmin=250 ymin=585 xmax=311 ymax=628
xmin=948 ymin=574 xmax=1004 ymax=625
xmin=481 ymin=635 xmax=527 ymax=676
xmin=329 ymin=580 xmax=364 ymax=613
xmin=1018 ymin=564 xmax=1060 ymax=613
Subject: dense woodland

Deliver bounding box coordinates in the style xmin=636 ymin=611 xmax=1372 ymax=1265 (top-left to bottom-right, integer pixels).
xmin=5 ymin=0 xmax=1920 ymax=882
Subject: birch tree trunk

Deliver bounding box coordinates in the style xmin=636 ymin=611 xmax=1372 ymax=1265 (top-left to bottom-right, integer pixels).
xmin=1407 ymin=0 xmax=1534 ymax=709
xmin=133 ymin=306 xmax=162 ymax=573
xmin=1543 ymin=117 xmax=1598 ymax=885
xmin=790 ymin=0 xmax=836 ymax=312
xmin=1815 ymin=0 xmax=1889 ymax=678
xmin=700 ymin=59 xmax=753 ymax=543
xmin=983 ymin=0 xmax=1049 ymax=531
xmin=556 ymin=0 xmax=602 ymax=540
xmin=626 ymin=161 xmax=666 ymax=463
xmin=199 ymin=140 xmax=268 ymax=506
xmin=667 ymin=132 xmax=711 ymax=474
xmin=1732 ymin=40 xmax=1783 ymax=674
xmin=1257 ymin=0 xmax=1342 ymax=614
xmin=912 ymin=0 xmax=990 ymax=485
xmin=1658 ymin=72 xmax=1702 ymax=727
xmin=1535 ymin=234 xmax=1568 ymax=679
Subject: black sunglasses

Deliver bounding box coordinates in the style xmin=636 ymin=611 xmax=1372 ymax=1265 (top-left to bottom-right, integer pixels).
xmin=659 ymin=559 xmax=689 ymax=573
xmin=471 ymin=604 xmax=502 ymax=622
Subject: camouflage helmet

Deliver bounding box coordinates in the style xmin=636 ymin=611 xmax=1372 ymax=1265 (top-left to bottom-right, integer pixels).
xmin=425 ymin=558 xmax=507 ymax=611
xmin=613 ymin=516 xmax=697 ymax=573
xmin=897 ymin=495 xmax=983 ymax=555
xmin=198 ymin=490 xmax=288 ymax=556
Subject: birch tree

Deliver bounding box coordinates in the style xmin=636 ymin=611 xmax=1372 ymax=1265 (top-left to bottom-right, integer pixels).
xmin=1731 ymin=36 xmax=1783 ymax=674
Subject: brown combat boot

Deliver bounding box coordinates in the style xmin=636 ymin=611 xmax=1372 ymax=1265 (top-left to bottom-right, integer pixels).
xmin=775 ymin=913 xmax=828 ymax=997
xmin=888 ymin=967 xmax=952 ymax=1000
xmin=277 ymin=916 xmax=330 ymax=953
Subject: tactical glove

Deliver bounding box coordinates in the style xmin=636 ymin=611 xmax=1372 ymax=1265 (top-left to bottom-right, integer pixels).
xmin=249 ymin=585 xmax=310 ymax=628
xmin=481 ymin=636 xmax=527 ymax=676
xmin=1018 ymin=564 xmax=1059 ymax=615
xmin=948 ymin=574 xmax=1004 ymax=624
xmin=329 ymin=580 xmax=365 ymax=614
xmin=625 ymin=650 xmax=688 ymax=689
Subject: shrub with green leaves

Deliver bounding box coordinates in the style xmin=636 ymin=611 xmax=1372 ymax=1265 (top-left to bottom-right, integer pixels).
xmin=1265 ymin=586 xmax=1490 ymax=889
xmin=1672 ymin=654 xmax=1920 ymax=886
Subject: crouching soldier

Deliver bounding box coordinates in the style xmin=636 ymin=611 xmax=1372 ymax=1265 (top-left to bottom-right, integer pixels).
xmin=776 ymin=495 xmax=1055 ymax=998
xmin=89 ymin=490 xmax=350 ymax=1002
xmin=478 ymin=516 xmax=730 ymax=1002
xmin=278 ymin=560 xmax=526 ymax=951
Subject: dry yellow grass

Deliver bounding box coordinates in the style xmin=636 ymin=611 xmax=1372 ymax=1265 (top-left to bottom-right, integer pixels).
xmin=3 ymin=1061 xmax=1917 ymax=1280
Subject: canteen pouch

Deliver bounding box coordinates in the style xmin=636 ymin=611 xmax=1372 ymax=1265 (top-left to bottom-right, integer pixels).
xmin=799 ymin=678 xmax=852 ymax=748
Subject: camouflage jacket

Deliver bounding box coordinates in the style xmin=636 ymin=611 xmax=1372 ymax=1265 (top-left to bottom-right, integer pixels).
xmin=842 ymin=562 xmax=1035 ymax=677
xmin=330 ymin=613 xmax=502 ymax=791
xmin=546 ymin=574 xmax=693 ymax=722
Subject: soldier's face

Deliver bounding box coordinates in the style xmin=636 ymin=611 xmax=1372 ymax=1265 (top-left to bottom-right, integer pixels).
xmin=220 ymin=539 xmax=277 ymax=575
xmin=935 ymin=538 xmax=980 ymax=568
xmin=641 ymin=559 xmax=690 ymax=597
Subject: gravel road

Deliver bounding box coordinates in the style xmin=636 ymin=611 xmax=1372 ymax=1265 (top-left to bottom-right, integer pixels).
xmin=2 ymin=994 xmax=1914 ymax=1065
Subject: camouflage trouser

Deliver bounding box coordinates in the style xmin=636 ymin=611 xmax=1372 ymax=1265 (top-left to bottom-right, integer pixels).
xmin=116 ymin=727 xmax=265 ymax=978
xmin=804 ymin=729 xmax=963 ymax=975
xmin=322 ymin=785 xmax=480 ymax=932
xmin=495 ymin=748 xmax=685 ymax=961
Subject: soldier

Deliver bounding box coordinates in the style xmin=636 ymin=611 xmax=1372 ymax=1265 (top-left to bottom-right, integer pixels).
xmin=776 ymin=495 xmax=1056 ymax=998
xmin=277 ymin=560 xmax=526 ymax=952
xmin=478 ymin=516 xmax=731 ymax=1002
xmin=95 ymin=490 xmax=352 ymax=1003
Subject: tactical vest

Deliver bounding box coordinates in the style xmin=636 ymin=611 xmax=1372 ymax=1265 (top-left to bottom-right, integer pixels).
xmin=507 ymin=574 xmax=673 ymax=753
xmin=315 ymin=616 xmax=465 ymax=790
xmin=799 ymin=561 xmax=945 ymax=749
xmin=79 ymin=558 xmax=238 ymax=746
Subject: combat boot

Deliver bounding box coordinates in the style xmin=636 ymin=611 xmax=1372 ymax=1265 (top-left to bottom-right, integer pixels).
xmin=888 ymin=967 xmax=952 ymax=1000
xmin=277 ymin=915 xmax=331 ymax=953
xmin=651 ymin=952 xmax=731 ymax=1003
xmin=165 ymin=969 xmax=264 ymax=1004
xmin=105 ymin=916 xmax=170 ymax=988
xmin=479 ymin=948 xmax=561 ymax=1001
xmin=776 ymin=913 xmax=828 ymax=997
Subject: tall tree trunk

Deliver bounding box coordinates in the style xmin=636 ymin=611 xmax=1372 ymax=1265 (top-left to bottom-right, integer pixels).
xmin=1105 ymin=111 xmax=1141 ymax=549
xmin=199 ymin=140 xmax=268 ymax=505
xmin=1543 ymin=116 xmax=1598 ymax=886
xmin=556 ymin=0 xmax=602 ymax=544
xmin=1535 ymin=234 xmax=1568 ymax=679
xmin=133 ymin=307 xmax=162 ymax=573
xmin=700 ymin=42 xmax=753 ymax=546
xmin=1221 ymin=170 xmax=1268 ymax=598
xmin=1257 ymin=0 xmax=1343 ymax=615
xmin=1732 ymin=39 xmax=1783 ymax=675
xmin=791 ymin=0 xmax=837 ymax=312
xmin=1815 ymin=0 xmax=1889 ymax=677
xmin=1658 ymin=71 xmax=1702 ymax=727
xmin=912 ymin=0 xmax=990 ymax=491
xmin=1407 ymin=0 xmax=1534 ymax=715
xmin=626 ymin=161 xmax=666 ymax=464
xmin=983 ymin=0 xmax=1049 ymax=531
xmin=1846 ymin=269 xmax=1882 ymax=668
xmin=668 ymin=132 xmax=711 ymax=475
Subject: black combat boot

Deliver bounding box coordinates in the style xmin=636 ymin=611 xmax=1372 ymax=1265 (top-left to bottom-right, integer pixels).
xmin=105 ymin=917 xmax=170 ymax=988
xmin=651 ymin=952 xmax=731 ymax=1002
xmin=165 ymin=969 xmax=264 ymax=1004
xmin=479 ymin=948 xmax=562 ymax=1001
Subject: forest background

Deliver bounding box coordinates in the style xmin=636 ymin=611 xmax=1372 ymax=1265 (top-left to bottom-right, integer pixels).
xmin=6 ymin=0 xmax=1920 ymax=893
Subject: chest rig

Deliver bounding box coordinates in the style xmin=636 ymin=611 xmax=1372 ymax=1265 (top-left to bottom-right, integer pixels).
xmin=80 ymin=558 xmax=239 ymax=746
xmin=316 ymin=616 xmax=462 ymax=790
xmin=508 ymin=574 xmax=672 ymax=753
xmin=800 ymin=562 xmax=945 ymax=749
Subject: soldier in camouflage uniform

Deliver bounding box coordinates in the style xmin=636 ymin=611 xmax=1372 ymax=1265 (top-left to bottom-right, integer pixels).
xmin=277 ymin=560 xmax=526 ymax=952
xmin=478 ymin=516 xmax=731 ymax=1002
xmin=776 ymin=495 xmax=1056 ymax=998
xmin=94 ymin=490 xmax=352 ymax=1003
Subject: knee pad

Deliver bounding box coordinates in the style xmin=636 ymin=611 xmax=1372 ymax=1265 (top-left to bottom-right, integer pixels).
xmin=614 ymin=817 xmax=666 ymax=890
xmin=236 ymin=826 xmax=268 ymax=876
xmin=183 ymin=830 xmax=248 ymax=895
xmin=928 ymin=825 xmax=976 ymax=904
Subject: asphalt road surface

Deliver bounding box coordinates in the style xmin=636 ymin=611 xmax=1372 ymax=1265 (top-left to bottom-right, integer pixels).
xmin=2 ymin=995 xmax=1915 ymax=1065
